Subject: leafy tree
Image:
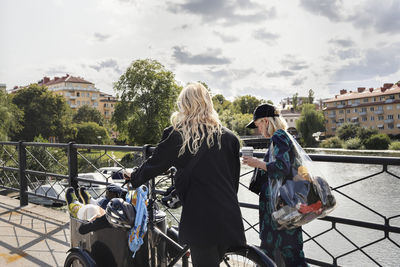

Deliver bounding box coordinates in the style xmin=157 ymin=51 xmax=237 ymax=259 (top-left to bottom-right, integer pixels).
xmin=336 ymin=123 xmax=361 ymax=141
xmin=0 ymin=90 xmax=23 ymax=141
xmin=212 ymin=94 xmax=232 ymax=115
xmin=292 ymin=93 xmax=298 ymax=111
xmin=357 ymin=127 xmax=378 ymax=144
xmin=232 ymin=95 xmax=265 ymax=114
xmin=112 ymin=59 xmax=182 ymax=145
xmin=74 ymin=122 xmax=110 ymax=144
xmin=308 ymin=89 xmax=315 ymax=104
xmin=344 ymin=137 xmax=363 ymax=149
xmin=364 ymin=134 xmax=391 ymax=150
xmin=73 ymin=105 xmax=104 ymax=126
xmin=320 ymin=136 xmax=343 ymax=148
xmin=11 ymin=84 xmax=73 ymax=142
xmin=296 ymin=104 xmax=325 ymax=147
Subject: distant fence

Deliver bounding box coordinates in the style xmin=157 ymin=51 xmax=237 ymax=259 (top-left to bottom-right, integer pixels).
xmin=0 ymin=141 xmax=399 ymax=266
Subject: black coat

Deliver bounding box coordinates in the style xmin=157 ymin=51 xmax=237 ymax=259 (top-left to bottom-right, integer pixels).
xmin=130 ymin=126 xmax=246 ymax=247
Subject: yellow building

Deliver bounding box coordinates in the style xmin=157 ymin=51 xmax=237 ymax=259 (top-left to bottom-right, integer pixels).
xmin=39 ymin=75 xmax=101 ymax=111
xmin=323 ymin=83 xmax=400 ymax=136
xmin=99 ymin=92 xmax=117 ymax=120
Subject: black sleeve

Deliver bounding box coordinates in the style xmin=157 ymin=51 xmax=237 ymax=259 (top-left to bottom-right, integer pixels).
xmin=130 ymin=127 xmax=181 ymax=188
xmin=233 ymin=135 xmax=241 ymax=193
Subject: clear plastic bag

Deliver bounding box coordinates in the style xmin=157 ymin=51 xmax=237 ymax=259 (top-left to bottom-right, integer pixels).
xmin=269 ymin=131 xmax=336 ymax=230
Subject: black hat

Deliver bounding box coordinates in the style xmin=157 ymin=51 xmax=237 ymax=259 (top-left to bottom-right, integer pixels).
xmin=246 ymin=104 xmax=279 ymax=128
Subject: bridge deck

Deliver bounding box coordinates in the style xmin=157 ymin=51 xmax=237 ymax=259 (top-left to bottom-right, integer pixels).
xmin=0 ymin=193 xmax=70 ymax=267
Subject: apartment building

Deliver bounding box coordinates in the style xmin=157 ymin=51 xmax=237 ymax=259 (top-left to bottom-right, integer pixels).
xmin=39 ymin=74 xmax=100 ymax=110
xmin=99 ymin=92 xmax=117 ymax=120
xmin=323 ymin=82 xmax=400 ymax=136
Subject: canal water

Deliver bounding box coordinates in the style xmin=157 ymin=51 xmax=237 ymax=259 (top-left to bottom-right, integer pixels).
xmin=238 ymin=160 xmax=400 ymax=266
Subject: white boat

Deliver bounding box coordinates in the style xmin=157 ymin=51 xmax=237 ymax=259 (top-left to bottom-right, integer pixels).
xmin=97 ymin=167 xmax=134 ymax=183
xmin=28 ymin=184 xmax=66 ymax=206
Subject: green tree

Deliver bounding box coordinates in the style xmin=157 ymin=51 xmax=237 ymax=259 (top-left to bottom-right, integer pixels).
xmin=212 ymin=94 xmax=232 ymax=115
xmin=364 ymin=134 xmax=391 ymax=150
xmin=292 ymin=93 xmax=298 ymax=111
xmin=73 ymin=105 xmax=105 ymax=126
xmin=296 ymin=104 xmax=325 ymax=147
xmin=74 ymin=122 xmax=110 ymax=144
xmin=308 ymin=89 xmax=315 ymax=104
xmin=357 ymin=127 xmax=378 ymax=144
xmin=0 ymin=90 xmax=23 ymax=141
xmin=112 ymin=59 xmax=181 ymax=145
xmin=232 ymin=95 xmax=265 ymax=114
xmin=11 ymin=84 xmax=73 ymax=142
xmin=336 ymin=123 xmax=361 ymax=141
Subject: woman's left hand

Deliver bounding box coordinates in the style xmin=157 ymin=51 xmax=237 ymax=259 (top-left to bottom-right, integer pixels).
xmin=242 ymin=156 xmax=267 ymax=171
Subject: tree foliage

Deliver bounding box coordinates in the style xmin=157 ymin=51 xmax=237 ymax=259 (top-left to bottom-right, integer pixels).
xmin=112 ymin=59 xmax=181 ymax=145
xmin=232 ymin=95 xmax=265 ymax=114
xmin=73 ymin=105 xmax=104 ymax=126
xmin=11 ymin=84 xmax=73 ymax=142
xmin=212 ymin=94 xmax=232 ymax=115
xmin=73 ymin=122 xmax=110 ymax=144
xmin=296 ymin=104 xmax=325 ymax=147
xmin=0 ymin=90 xmax=23 ymax=141
xmin=364 ymin=134 xmax=391 ymax=150
xmin=336 ymin=123 xmax=361 ymax=141
xmin=220 ymin=110 xmax=253 ymax=136
xmin=308 ymin=89 xmax=315 ymax=104
xmin=292 ymin=93 xmax=299 ymax=111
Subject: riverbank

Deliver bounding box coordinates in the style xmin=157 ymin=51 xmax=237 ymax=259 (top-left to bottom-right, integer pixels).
xmin=304 ymin=147 xmax=400 ymax=157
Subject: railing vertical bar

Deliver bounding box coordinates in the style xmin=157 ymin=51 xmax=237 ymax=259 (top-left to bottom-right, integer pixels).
xmin=68 ymin=142 xmax=78 ymax=189
xmin=18 ymin=141 xmax=28 ymax=206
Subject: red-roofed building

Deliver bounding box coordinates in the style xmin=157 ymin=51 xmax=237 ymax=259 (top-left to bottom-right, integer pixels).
xmin=323 ymin=82 xmax=400 ymax=136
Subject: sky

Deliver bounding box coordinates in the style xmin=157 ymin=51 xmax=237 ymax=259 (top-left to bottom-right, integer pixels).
xmin=1 ymin=0 xmax=400 ymax=104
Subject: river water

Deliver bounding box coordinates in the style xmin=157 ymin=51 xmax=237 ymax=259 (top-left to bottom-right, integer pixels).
xmin=238 ymin=160 xmax=400 ymax=267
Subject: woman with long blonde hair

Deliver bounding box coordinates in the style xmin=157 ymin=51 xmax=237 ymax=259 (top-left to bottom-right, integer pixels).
xmin=126 ymin=82 xmax=246 ymax=266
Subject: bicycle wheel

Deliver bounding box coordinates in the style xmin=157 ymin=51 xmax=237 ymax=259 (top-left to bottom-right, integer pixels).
xmin=64 ymin=250 xmax=97 ymax=267
xmin=222 ymin=245 xmax=276 ymax=267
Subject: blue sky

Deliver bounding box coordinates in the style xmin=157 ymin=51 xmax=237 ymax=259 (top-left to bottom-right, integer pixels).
xmin=1 ymin=0 xmax=400 ymax=104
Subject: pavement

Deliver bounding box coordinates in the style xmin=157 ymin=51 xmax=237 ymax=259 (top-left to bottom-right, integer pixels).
xmin=0 ymin=194 xmax=70 ymax=267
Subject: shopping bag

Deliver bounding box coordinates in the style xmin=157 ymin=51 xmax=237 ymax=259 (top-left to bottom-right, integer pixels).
xmin=269 ymin=131 xmax=336 ymax=230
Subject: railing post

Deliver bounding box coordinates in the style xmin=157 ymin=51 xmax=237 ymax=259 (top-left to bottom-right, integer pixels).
xmin=68 ymin=142 xmax=78 ymax=189
xmin=18 ymin=141 xmax=28 ymax=206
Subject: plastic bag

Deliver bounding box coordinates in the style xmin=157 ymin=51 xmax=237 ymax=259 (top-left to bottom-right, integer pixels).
xmin=269 ymin=131 xmax=336 ymax=230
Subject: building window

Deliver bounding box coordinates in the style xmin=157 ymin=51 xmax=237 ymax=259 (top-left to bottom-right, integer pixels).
xmin=104 ymin=103 xmax=106 ymax=107
xmin=87 ymin=93 xmax=90 ymax=97
xmin=388 ymin=115 xmax=394 ymax=119
xmin=362 ymin=117 xmax=367 ymax=121
xmin=347 ymin=109 xmax=350 ymax=113
xmin=339 ymin=110 xmax=344 ymax=114
xmin=378 ymin=115 xmax=384 ymax=120
xmin=348 ymin=100 xmax=352 ymax=105
xmin=397 ymin=104 xmax=400 ymax=109
xmin=370 ymin=107 xmax=374 ymax=111
xmin=398 ymin=114 xmax=400 ymax=119
xmin=387 ymin=105 xmax=393 ymax=110
xmin=77 ymin=92 xmax=80 ymax=97
xmin=361 ymin=107 xmax=367 ymax=112
xmin=363 ymin=98 xmax=368 ymax=103
xmin=77 ymin=101 xmax=80 ymax=106
xmin=371 ymin=116 xmax=374 ymax=121
xmin=378 ymin=125 xmax=384 ymax=130
xmin=377 ymin=106 xmax=383 ymax=110
xmin=388 ymin=124 xmax=394 ymax=129
xmin=389 ymin=95 xmax=395 ymax=99
xmin=373 ymin=97 xmax=377 ymax=102
xmin=380 ymin=96 xmax=385 ymax=101
xmin=354 ymin=108 xmax=358 ymax=113
xmin=347 ymin=118 xmax=350 ymax=122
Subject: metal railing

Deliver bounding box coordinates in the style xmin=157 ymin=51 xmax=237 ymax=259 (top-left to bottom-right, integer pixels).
xmin=0 ymin=141 xmax=399 ymax=266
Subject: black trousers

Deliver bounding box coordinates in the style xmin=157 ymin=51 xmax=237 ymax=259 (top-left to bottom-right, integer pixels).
xmin=190 ymin=244 xmax=228 ymax=267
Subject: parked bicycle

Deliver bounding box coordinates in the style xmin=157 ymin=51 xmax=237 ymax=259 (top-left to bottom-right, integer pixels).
xmin=64 ymin=168 xmax=276 ymax=267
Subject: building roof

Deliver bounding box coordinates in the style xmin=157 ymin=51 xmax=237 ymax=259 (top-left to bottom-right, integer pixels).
xmin=325 ymin=83 xmax=400 ymax=103
xmin=40 ymin=74 xmax=93 ymax=86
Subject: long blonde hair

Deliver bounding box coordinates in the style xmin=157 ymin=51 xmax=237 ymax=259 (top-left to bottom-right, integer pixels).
xmin=171 ymin=83 xmax=222 ymax=156
xmin=265 ymin=115 xmax=288 ymax=137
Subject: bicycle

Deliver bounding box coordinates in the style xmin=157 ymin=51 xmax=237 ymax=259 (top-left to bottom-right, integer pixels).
xmin=64 ymin=168 xmax=276 ymax=267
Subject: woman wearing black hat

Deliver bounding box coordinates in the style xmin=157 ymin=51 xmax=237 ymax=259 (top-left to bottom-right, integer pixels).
xmin=242 ymin=104 xmax=307 ymax=267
